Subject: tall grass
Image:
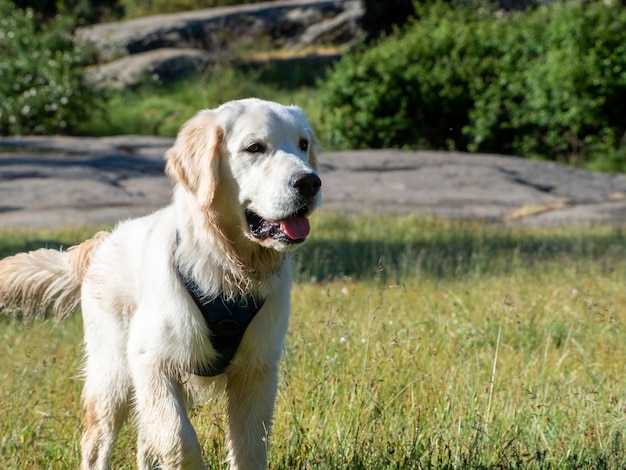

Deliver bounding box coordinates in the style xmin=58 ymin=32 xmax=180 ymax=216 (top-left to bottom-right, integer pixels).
xmin=296 ymin=214 xmax=626 ymax=282
xmin=1 ymin=214 xmax=625 ymax=468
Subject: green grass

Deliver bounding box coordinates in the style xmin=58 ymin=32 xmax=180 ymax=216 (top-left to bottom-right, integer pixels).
xmin=78 ymin=59 xmax=329 ymax=138
xmin=2 ymin=214 xmax=626 ymax=468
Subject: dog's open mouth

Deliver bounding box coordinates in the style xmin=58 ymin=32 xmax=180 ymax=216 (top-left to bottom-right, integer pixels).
xmin=245 ymin=208 xmax=310 ymax=244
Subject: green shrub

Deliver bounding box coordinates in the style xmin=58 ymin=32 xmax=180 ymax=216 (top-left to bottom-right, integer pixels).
xmin=321 ymin=3 xmax=494 ymax=151
xmin=0 ymin=1 xmax=99 ymax=135
xmin=466 ymin=2 xmax=626 ymax=169
xmin=320 ymin=2 xmax=626 ymax=170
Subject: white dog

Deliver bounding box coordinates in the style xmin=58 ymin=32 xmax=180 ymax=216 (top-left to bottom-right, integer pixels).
xmin=0 ymin=98 xmax=322 ymax=469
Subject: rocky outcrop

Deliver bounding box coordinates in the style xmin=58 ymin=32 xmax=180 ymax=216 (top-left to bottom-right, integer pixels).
xmin=84 ymin=48 xmax=213 ymax=89
xmin=76 ymin=0 xmax=362 ymax=89
xmin=2 ymin=136 xmax=626 ymax=228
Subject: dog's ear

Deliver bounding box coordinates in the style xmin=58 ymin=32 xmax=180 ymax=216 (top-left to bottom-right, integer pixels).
xmin=308 ymin=133 xmax=320 ymax=171
xmin=165 ymin=110 xmax=224 ymax=208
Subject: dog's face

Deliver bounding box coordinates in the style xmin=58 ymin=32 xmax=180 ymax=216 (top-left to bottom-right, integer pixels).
xmin=166 ymin=98 xmax=322 ymax=252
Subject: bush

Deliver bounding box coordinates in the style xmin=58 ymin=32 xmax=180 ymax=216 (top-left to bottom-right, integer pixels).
xmin=0 ymin=1 xmax=100 ymax=135
xmin=321 ymin=3 xmax=493 ymax=150
xmin=320 ymin=2 xmax=626 ymax=170
xmin=466 ymin=2 xmax=626 ymax=169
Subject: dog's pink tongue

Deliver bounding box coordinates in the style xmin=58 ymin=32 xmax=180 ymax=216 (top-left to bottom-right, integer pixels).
xmin=280 ymin=216 xmax=310 ymax=240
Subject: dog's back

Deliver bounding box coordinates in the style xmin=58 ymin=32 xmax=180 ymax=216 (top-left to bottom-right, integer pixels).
xmin=0 ymin=231 xmax=109 ymax=319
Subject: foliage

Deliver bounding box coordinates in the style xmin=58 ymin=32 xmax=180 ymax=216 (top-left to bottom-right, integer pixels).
xmin=360 ymin=0 xmax=415 ymax=41
xmin=466 ymin=2 xmax=626 ymax=170
xmin=120 ymin=0 xmax=278 ymax=18
xmin=320 ymin=3 xmax=488 ymax=151
xmin=320 ymin=2 xmax=626 ymax=171
xmin=0 ymin=1 xmax=100 ymax=135
xmin=12 ymin=0 xmax=123 ymax=23
xmin=12 ymin=0 xmax=271 ymax=22
xmin=1 ymin=215 xmax=626 ymax=467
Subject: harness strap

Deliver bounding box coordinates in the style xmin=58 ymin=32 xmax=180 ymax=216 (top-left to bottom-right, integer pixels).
xmin=174 ymin=234 xmax=264 ymax=376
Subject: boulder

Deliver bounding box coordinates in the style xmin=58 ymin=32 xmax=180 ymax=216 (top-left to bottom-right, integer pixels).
xmin=75 ymin=0 xmax=362 ymax=62
xmin=84 ymin=48 xmax=213 ymax=89
xmin=288 ymin=1 xmax=362 ymax=47
xmin=2 ymin=136 xmax=626 ymax=228
xmin=75 ymin=0 xmax=362 ymax=89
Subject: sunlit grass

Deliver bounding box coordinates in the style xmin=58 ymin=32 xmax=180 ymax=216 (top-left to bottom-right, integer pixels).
xmin=1 ymin=214 xmax=625 ymax=468
xmin=279 ymin=271 xmax=626 ymax=468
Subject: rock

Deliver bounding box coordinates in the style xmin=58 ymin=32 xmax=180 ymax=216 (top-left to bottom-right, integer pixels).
xmin=317 ymin=149 xmax=626 ymax=225
xmin=2 ymin=136 xmax=626 ymax=228
xmin=75 ymin=0 xmax=361 ymax=62
xmin=84 ymin=48 xmax=213 ymax=89
xmin=289 ymin=1 xmax=362 ymax=47
xmin=75 ymin=0 xmax=362 ymax=89
xmin=0 ymin=135 xmax=173 ymax=227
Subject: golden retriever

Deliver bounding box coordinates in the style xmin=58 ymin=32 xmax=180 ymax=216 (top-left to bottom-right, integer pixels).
xmin=0 ymin=98 xmax=322 ymax=469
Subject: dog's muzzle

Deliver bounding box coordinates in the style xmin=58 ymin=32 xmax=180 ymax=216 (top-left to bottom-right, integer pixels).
xmin=245 ymin=172 xmax=321 ymax=245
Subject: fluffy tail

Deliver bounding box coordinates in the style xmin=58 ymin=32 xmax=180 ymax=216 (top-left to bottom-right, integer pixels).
xmin=0 ymin=231 xmax=109 ymax=320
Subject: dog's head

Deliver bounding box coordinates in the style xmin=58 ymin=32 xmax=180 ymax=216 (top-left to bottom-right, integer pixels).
xmin=166 ymin=98 xmax=322 ymax=252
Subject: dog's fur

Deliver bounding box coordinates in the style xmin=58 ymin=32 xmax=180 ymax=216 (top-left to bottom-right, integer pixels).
xmin=0 ymin=98 xmax=322 ymax=469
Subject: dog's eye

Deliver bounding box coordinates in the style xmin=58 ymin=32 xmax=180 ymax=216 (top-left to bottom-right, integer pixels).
xmin=299 ymin=138 xmax=309 ymax=152
xmin=245 ymin=142 xmax=265 ymax=154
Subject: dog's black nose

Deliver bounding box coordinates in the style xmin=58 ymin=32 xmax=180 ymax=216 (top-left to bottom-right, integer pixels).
xmin=290 ymin=172 xmax=321 ymax=199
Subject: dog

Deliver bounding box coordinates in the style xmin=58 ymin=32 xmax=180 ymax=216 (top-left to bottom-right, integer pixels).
xmin=0 ymin=98 xmax=322 ymax=469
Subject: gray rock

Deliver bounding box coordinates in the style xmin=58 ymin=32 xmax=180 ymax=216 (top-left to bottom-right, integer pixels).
xmin=84 ymin=48 xmax=213 ymax=89
xmin=286 ymin=0 xmax=362 ymax=48
xmin=76 ymin=0 xmax=361 ymax=89
xmin=319 ymin=149 xmax=626 ymax=225
xmin=0 ymin=136 xmax=172 ymax=227
xmin=75 ymin=0 xmax=360 ymax=62
xmin=1 ymin=136 xmax=625 ymax=228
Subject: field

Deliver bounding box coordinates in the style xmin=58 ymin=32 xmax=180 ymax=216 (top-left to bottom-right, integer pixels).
xmin=1 ymin=214 xmax=625 ymax=468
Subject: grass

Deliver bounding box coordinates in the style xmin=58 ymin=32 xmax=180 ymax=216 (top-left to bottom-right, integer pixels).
xmin=77 ymin=57 xmax=330 ymax=139
xmin=1 ymin=214 xmax=626 ymax=468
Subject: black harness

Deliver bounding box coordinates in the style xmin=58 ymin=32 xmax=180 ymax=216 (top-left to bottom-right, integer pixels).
xmin=174 ymin=235 xmax=264 ymax=377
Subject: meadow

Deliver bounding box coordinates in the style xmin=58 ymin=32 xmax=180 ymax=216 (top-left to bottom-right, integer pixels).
xmin=1 ymin=213 xmax=625 ymax=468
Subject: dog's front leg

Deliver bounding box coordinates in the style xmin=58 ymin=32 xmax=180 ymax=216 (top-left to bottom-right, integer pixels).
xmin=225 ymin=364 xmax=279 ymax=470
xmin=130 ymin=360 xmax=207 ymax=470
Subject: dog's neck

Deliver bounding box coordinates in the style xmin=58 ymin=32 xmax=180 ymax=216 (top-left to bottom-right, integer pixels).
xmin=172 ymin=186 xmax=284 ymax=298
xmin=173 ymin=232 xmax=265 ymax=376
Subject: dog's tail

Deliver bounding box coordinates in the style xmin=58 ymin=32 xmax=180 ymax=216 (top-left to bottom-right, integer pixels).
xmin=0 ymin=231 xmax=109 ymax=320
